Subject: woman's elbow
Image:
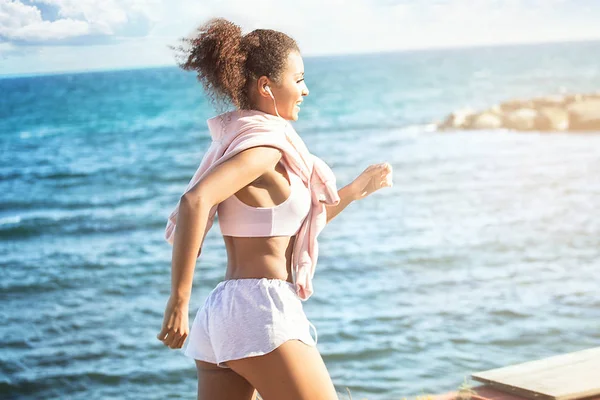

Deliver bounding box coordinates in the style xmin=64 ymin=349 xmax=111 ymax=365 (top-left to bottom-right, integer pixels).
xmin=180 ymin=192 xmax=213 ymax=210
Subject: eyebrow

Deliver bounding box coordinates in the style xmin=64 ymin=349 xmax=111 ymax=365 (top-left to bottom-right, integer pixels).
xmin=295 ymin=72 xmax=305 ymax=77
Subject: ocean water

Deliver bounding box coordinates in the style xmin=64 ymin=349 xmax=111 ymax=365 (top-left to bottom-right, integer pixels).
xmin=1 ymin=40 xmax=600 ymax=399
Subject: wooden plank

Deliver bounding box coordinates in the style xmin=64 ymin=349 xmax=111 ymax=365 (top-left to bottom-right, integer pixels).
xmin=471 ymin=385 xmax=600 ymax=400
xmin=433 ymin=385 xmax=600 ymax=400
xmin=471 ymin=347 xmax=600 ymax=400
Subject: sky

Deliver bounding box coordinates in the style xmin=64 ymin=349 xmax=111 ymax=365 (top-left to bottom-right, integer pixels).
xmin=1 ymin=0 xmax=600 ymax=76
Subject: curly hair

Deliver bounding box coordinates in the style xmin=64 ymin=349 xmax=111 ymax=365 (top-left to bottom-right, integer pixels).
xmin=170 ymin=18 xmax=300 ymax=111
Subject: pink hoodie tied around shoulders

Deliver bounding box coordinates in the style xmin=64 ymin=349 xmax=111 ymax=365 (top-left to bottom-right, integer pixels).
xmin=165 ymin=109 xmax=340 ymax=301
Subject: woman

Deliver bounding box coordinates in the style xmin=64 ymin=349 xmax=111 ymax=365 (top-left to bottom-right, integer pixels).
xmin=157 ymin=18 xmax=393 ymax=400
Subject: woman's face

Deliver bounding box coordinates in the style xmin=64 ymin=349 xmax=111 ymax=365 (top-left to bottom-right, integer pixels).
xmin=269 ymin=51 xmax=309 ymax=121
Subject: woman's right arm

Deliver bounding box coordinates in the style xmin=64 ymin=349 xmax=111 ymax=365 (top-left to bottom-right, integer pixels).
xmin=169 ymin=194 xmax=212 ymax=301
xmin=157 ymin=145 xmax=283 ymax=349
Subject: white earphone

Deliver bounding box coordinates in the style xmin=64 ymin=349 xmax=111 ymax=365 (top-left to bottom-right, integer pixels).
xmin=264 ymin=85 xmax=274 ymax=99
xmin=264 ymin=84 xmax=281 ymax=118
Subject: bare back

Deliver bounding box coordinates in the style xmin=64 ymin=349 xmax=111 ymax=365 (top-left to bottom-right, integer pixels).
xmin=223 ymin=160 xmax=298 ymax=283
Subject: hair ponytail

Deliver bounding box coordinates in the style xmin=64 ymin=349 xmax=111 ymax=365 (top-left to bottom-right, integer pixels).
xmin=171 ymin=18 xmax=300 ymax=111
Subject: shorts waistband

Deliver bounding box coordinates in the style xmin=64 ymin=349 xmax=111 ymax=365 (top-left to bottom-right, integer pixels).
xmin=215 ymin=277 xmax=296 ymax=291
xmin=211 ymin=277 xmax=315 ymax=343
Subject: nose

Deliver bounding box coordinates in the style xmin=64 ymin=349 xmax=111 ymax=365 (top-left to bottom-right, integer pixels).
xmin=302 ymin=81 xmax=309 ymax=96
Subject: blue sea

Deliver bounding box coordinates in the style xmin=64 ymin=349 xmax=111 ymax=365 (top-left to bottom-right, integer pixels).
xmin=1 ymin=40 xmax=600 ymax=399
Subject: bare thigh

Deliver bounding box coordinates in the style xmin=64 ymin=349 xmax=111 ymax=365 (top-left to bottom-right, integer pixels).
xmin=195 ymin=359 xmax=257 ymax=400
xmin=226 ymin=339 xmax=339 ymax=400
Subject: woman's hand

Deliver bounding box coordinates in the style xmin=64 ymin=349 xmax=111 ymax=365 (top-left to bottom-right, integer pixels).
xmin=156 ymin=295 xmax=189 ymax=349
xmin=350 ymin=162 xmax=393 ymax=201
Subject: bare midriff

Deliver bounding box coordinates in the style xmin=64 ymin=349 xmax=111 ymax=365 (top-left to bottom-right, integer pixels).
xmin=223 ymin=235 xmax=295 ymax=283
xmin=222 ymin=160 xmax=296 ymax=284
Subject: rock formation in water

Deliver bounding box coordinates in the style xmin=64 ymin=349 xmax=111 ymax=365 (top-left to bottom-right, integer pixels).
xmin=438 ymin=92 xmax=600 ymax=132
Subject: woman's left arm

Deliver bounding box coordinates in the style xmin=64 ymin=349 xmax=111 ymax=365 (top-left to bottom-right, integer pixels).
xmin=325 ymin=184 xmax=357 ymax=224
xmin=325 ymin=162 xmax=393 ymax=224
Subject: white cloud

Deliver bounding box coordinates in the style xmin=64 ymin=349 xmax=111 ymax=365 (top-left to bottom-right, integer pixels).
xmin=17 ymin=18 xmax=89 ymax=40
xmin=1 ymin=0 xmax=599 ymax=75
xmin=33 ymin=0 xmax=161 ymax=34
xmin=0 ymin=0 xmax=160 ymax=42
xmin=0 ymin=0 xmax=45 ymax=37
xmin=0 ymin=2 xmax=91 ymax=41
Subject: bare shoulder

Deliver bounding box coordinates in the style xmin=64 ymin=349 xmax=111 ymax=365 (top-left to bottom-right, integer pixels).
xmin=232 ymin=145 xmax=283 ymax=170
xmin=184 ymin=146 xmax=283 ymax=206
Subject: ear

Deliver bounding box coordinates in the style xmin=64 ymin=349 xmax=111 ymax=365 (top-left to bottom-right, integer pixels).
xmin=257 ymin=76 xmax=271 ymax=98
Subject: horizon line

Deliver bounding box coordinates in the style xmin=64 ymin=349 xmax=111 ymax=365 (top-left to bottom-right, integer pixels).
xmin=1 ymin=36 xmax=599 ymax=80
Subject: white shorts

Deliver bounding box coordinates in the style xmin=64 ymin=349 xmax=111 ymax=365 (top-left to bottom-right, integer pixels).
xmin=183 ymin=278 xmax=318 ymax=368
